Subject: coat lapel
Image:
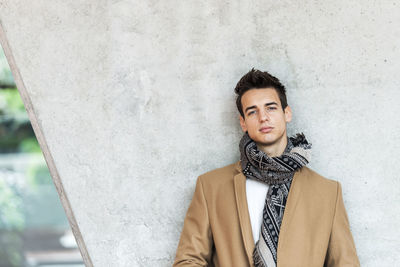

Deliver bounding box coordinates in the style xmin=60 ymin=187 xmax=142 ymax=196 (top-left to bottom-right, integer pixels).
xmin=276 ymin=166 xmax=304 ymax=265
xmin=233 ymin=161 xmax=255 ymax=266
xmin=233 ymin=160 xmax=305 ymax=267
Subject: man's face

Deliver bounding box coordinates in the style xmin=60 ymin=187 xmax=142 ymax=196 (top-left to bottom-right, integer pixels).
xmin=239 ymin=87 xmax=292 ymax=147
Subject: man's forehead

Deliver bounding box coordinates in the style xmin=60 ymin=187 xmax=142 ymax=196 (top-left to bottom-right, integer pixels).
xmin=242 ymin=88 xmax=280 ymax=105
xmin=243 ymin=87 xmax=278 ymax=97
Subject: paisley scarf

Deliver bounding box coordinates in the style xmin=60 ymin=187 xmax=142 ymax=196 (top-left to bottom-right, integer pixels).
xmin=239 ymin=131 xmax=312 ymax=267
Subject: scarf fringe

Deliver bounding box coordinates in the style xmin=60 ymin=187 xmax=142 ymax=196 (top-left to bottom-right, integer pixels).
xmin=289 ymin=132 xmax=312 ymax=149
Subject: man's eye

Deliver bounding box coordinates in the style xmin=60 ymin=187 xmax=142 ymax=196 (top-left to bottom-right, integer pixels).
xmin=268 ymin=107 xmax=277 ymax=110
xmin=248 ymin=111 xmax=255 ymax=115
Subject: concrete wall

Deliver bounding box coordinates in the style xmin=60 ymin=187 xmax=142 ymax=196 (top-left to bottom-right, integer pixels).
xmin=1 ymin=1 xmax=399 ymax=266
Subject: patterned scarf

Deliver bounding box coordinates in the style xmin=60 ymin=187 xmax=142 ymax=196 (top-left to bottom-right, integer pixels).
xmin=239 ymin=131 xmax=312 ymax=267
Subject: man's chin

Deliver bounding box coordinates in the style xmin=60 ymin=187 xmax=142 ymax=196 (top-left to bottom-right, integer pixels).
xmin=253 ymin=136 xmax=277 ymax=146
xmin=257 ymin=141 xmax=276 ymax=147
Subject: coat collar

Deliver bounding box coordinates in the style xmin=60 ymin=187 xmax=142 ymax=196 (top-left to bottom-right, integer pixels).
xmin=233 ymin=160 xmax=305 ymax=266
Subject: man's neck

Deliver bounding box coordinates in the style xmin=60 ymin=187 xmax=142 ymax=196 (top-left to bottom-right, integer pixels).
xmin=256 ymin=135 xmax=288 ymax=157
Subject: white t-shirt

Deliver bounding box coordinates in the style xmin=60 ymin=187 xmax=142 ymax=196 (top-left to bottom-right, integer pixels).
xmin=245 ymin=178 xmax=269 ymax=244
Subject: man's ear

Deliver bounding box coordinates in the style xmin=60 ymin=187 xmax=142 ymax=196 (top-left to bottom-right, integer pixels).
xmin=239 ymin=114 xmax=247 ymax=132
xmin=284 ymin=105 xmax=292 ymax=123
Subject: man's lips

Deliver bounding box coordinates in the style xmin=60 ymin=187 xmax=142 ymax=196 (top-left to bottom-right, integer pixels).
xmin=260 ymin=127 xmax=273 ymax=133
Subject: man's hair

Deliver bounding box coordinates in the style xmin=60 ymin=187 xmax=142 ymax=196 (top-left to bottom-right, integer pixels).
xmin=234 ymin=68 xmax=288 ymax=118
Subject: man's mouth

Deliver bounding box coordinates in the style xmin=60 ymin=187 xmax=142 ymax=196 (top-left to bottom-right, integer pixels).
xmin=260 ymin=127 xmax=273 ymax=133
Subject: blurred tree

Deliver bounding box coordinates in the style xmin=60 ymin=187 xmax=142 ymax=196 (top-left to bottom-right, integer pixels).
xmin=0 ymin=88 xmax=39 ymax=153
xmin=0 ymin=177 xmax=25 ymax=267
xmin=0 ymin=47 xmax=15 ymax=88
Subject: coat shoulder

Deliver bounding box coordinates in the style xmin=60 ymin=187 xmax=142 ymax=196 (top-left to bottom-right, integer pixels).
xmin=299 ymin=166 xmax=339 ymax=198
xmin=198 ymin=161 xmax=238 ymax=187
xmin=301 ymin=166 xmax=337 ymax=184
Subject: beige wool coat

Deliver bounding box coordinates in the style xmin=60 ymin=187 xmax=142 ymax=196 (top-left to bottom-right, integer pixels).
xmin=173 ymin=160 xmax=360 ymax=267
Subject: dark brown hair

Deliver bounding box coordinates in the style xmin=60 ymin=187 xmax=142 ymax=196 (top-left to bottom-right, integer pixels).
xmin=234 ymin=68 xmax=288 ymax=118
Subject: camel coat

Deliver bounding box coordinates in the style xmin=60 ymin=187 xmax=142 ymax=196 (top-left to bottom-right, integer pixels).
xmin=173 ymin=160 xmax=360 ymax=267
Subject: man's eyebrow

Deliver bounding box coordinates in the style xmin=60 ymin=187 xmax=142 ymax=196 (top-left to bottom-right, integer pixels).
xmin=244 ymin=102 xmax=278 ymax=113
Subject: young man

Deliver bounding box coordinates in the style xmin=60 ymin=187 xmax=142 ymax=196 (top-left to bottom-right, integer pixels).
xmin=173 ymin=68 xmax=360 ymax=267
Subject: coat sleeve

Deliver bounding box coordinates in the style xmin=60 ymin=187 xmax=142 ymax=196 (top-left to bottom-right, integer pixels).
xmin=173 ymin=175 xmax=214 ymax=266
xmin=324 ymin=181 xmax=360 ymax=267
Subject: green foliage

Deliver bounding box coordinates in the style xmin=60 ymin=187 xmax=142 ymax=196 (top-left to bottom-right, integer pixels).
xmin=19 ymin=137 xmax=42 ymax=153
xmin=0 ymin=230 xmax=23 ymax=267
xmin=0 ymin=178 xmax=25 ymax=266
xmin=0 ymin=178 xmax=25 ymax=230
xmin=0 ymin=88 xmax=25 ymax=115
xmin=0 ymin=88 xmax=40 ymax=153
xmin=0 ymin=47 xmax=16 ymax=88
xmin=26 ymin=159 xmax=53 ymax=188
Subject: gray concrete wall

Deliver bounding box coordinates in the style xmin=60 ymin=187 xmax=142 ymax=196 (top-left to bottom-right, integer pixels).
xmin=1 ymin=1 xmax=399 ymax=266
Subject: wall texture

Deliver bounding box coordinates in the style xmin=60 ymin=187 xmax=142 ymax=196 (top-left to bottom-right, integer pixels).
xmin=1 ymin=1 xmax=399 ymax=266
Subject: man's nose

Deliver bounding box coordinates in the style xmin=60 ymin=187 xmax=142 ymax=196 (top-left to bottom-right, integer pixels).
xmin=259 ymin=109 xmax=269 ymax=122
